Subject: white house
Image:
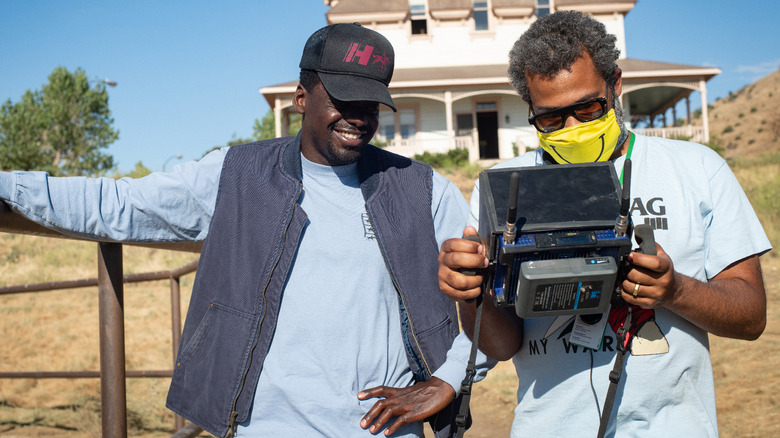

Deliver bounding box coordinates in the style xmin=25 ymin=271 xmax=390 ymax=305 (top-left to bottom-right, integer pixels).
xmin=260 ymin=0 xmax=720 ymax=162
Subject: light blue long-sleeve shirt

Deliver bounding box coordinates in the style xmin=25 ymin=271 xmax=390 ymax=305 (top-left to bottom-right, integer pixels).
xmin=0 ymin=147 xmax=494 ymax=435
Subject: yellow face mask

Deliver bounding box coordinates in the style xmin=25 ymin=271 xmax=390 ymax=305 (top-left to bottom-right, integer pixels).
xmin=538 ymin=109 xmax=621 ymax=164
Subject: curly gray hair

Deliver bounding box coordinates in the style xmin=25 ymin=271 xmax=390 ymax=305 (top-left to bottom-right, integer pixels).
xmin=508 ymin=11 xmax=620 ymax=105
xmin=509 ymin=11 xmax=629 ymax=143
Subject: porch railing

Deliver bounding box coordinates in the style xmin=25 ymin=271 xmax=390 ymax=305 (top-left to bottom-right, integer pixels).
xmin=634 ymin=125 xmax=706 ymax=143
xmin=384 ymin=133 xmax=478 ymax=162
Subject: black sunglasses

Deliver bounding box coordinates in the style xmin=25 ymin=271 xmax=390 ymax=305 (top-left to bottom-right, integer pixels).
xmin=528 ymin=96 xmax=608 ymax=133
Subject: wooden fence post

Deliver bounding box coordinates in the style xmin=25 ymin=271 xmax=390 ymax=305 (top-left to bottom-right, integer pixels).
xmin=98 ymin=242 xmax=127 ymax=438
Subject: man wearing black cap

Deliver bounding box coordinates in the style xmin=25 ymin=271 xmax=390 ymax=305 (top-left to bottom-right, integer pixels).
xmin=0 ymin=23 xmax=487 ymax=437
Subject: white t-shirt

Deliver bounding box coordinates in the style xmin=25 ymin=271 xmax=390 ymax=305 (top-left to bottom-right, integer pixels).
xmin=468 ymin=134 xmax=771 ymax=437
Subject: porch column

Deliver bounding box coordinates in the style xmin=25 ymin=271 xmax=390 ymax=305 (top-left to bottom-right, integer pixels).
xmin=686 ymin=96 xmax=691 ymax=125
xmin=444 ymin=90 xmax=454 ymax=146
xmin=282 ymin=110 xmax=290 ymax=138
xmin=672 ymin=107 xmax=677 ymax=127
xmin=699 ymin=80 xmax=710 ymax=142
xmin=274 ymin=97 xmax=282 ymax=138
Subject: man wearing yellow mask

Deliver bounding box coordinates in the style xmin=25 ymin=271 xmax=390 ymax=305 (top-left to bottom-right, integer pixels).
xmin=437 ymin=10 xmax=770 ymax=437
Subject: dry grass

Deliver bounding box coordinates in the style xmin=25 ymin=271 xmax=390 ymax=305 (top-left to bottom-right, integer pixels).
xmin=710 ymin=253 xmax=780 ymax=436
xmin=0 ymin=235 xmax=198 ymax=437
xmin=701 ymin=69 xmax=780 ymax=161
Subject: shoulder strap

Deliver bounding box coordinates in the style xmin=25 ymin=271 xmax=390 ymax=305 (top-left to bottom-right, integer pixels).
xmin=455 ymin=293 xmax=484 ymax=438
xmin=597 ymin=308 xmax=631 ymax=438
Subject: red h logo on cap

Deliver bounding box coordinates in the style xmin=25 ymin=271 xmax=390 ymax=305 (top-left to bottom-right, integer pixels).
xmin=344 ymin=43 xmax=375 ymax=66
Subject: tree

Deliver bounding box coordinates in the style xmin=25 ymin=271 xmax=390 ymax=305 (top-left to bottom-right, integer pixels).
xmin=220 ymin=110 xmax=302 ymax=150
xmin=251 ymin=110 xmax=302 ymax=141
xmin=0 ymin=66 xmax=118 ymax=176
xmin=124 ymin=161 xmax=152 ymax=179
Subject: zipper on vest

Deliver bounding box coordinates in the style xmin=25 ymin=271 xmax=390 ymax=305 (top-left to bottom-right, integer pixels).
xmin=225 ymin=410 xmax=238 ymax=438
xmin=364 ymin=208 xmax=433 ymax=378
xmin=225 ymin=182 xmax=304 ymax=437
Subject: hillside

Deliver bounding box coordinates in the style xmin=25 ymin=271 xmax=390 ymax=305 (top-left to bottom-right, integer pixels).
xmin=696 ymin=68 xmax=780 ymax=160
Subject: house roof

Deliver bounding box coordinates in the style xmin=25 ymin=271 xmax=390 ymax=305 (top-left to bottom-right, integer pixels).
xmin=328 ymin=0 xmax=408 ymax=14
xmin=618 ymin=58 xmax=720 ymax=117
xmin=619 ymin=58 xmax=720 ymax=80
xmin=556 ymin=0 xmax=635 ymax=5
xmin=327 ymin=0 xmax=638 ymax=19
xmin=554 ymin=0 xmax=637 ymax=14
xmin=327 ymin=0 xmax=408 ymax=23
xmin=429 ymin=0 xmax=473 ymax=9
xmin=392 ymin=64 xmax=510 ymax=86
xmin=491 ymin=0 xmax=534 ymax=7
xmin=259 ymin=58 xmax=720 ymax=117
xmin=427 ymin=0 xmax=473 ymax=19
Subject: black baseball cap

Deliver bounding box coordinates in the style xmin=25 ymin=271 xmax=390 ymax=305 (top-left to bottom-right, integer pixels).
xmin=300 ymin=23 xmax=396 ymax=112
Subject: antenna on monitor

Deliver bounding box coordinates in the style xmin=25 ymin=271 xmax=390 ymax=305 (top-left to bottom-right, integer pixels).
xmin=503 ymin=171 xmax=520 ymax=244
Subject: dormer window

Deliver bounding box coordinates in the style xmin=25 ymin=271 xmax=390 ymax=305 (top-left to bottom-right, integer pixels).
xmin=410 ymin=0 xmax=428 ymax=35
xmin=474 ymin=1 xmax=489 ymax=31
xmin=535 ymin=0 xmax=550 ymax=18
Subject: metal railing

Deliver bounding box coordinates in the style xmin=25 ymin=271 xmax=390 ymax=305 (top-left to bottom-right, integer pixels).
xmin=634 ymin=125 xmax=706 ymax=143
xmin=0 ymin=202 xmax=204 ymax=437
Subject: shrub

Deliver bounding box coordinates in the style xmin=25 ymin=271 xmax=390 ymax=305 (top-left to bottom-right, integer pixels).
xmin=413 ymin=148 xmax=470 ymax=168
xmin=703 ymin=136 xmax=725 ymax=156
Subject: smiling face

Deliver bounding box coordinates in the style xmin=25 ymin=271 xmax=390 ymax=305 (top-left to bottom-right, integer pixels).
xmin=294 ymin=81 xmax=379 ymax=166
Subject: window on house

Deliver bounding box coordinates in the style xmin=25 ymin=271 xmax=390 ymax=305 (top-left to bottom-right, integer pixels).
xmin=535 ymin=0 xmax=550 ymax=18
xmin=410 ymin=0 xmax=428 ymax=35
xmin=457 ymin=114 xmax=474 ymax=136
xmin=378 ymin=111 xmax=396 ymax=141
xmin=473 ymin=1 xmax=489 ymax=31
xmin=399 ymin=109 xmax=417 ymax=139
xmin=378 ymin=108 xmax=418 ymax=142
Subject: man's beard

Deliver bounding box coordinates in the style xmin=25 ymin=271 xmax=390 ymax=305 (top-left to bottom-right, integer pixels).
xmin=325 ymin=140 xmax=363 ymax=166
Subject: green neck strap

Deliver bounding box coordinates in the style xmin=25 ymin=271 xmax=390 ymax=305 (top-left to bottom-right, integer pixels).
xmin=618 ymin=132 xmax=635 ymax=186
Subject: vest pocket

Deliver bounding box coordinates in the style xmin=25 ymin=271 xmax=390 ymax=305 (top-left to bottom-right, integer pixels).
xmin=414 ymin=314 xmax=458 ymax=372
xmin=168 ymin=301 xmax=259 ymax=432
xmin=175 ymin=301 xmax=257 ymax=368
xmin=415 ymin=315 xmax=455 ymax=341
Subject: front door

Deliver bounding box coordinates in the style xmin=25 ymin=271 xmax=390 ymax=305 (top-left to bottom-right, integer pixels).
xmin=477 ymin=111 xmax=499 ymax=159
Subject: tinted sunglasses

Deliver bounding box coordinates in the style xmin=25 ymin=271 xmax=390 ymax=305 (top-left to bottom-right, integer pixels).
xmin=528 ymin=96 xmax=608 ymax=133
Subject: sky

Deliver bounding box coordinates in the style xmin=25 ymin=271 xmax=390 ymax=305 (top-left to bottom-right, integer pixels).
xmin=1 ymin=0 xmax=778 ymax=173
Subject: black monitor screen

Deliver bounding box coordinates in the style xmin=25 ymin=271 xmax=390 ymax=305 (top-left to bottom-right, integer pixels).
xmin=482 ymin=162 xmax=621 ymax=232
